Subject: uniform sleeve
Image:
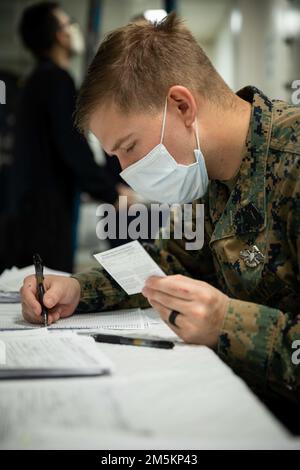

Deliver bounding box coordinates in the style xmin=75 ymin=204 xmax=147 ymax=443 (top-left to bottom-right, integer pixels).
xmin=218 ymin=299 xmax=300 ymax=404
xmin=71 ymin=203 xmax=217 ymax=312
xmin=218 ymin=166 xmax=300 ymax=404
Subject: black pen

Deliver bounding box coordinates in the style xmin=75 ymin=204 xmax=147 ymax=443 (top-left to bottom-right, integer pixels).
xmin=33 ymin=253 xmax=48 ymax=327
xmin=92 ymin=333 xmax=174 ymax=349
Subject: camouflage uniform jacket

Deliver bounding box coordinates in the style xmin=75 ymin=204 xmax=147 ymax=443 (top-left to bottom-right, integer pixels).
xmin=72 ymin=86 xmax=300 ymax=405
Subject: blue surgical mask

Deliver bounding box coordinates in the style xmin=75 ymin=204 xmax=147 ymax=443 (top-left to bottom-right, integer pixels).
xmin=120 ymin=97 xmax=209 ymax=204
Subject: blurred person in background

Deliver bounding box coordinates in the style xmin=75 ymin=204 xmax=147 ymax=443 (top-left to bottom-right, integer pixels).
xmin=9 ymin=1 xmax=132 ymax=272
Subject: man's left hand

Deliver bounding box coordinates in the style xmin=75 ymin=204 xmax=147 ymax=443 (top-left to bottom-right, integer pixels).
xmin=142 ymin=274 xmax=229 ymax=348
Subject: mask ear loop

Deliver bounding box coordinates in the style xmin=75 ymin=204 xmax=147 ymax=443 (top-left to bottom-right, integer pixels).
xmin=160 ymin=97 xmax=168 ymax=144
xmin=194 ymin=117 xmax=200 ymax=150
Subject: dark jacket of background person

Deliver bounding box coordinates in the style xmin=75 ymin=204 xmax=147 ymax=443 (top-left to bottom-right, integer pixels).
xmin=0 ymin=70 xmax=19 ymax=273
xmin=8 ymin=58 xmax=118 ymax=272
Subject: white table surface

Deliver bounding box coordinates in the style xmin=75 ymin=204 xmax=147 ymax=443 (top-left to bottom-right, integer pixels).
xmin=0 ymin=308 xmax=299 ymax=450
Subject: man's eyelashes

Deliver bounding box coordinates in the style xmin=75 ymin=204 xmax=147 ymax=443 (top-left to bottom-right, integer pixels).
xmin=126 ymin=143 xmax=136 ymax=153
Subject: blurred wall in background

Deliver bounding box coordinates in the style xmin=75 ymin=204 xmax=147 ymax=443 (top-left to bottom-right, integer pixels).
xmin=0 ymin=0 xmax=299 ymax=98
xmin=212 ymin=0 xmax=300 ymax=101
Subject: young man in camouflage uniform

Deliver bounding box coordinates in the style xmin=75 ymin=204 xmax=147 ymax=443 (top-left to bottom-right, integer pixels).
xmin=21 ymin=14 xmax=300 ymax=409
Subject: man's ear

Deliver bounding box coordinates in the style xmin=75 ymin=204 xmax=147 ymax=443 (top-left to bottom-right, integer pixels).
xmin=168 ymin=85 xmax=197 ymax=127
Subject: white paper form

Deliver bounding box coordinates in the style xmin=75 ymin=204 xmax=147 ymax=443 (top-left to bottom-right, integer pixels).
xmin=0 ymin=331 xmax=113 ymax=377
xmin=0 ymin=378 xmax=147 ymax=449
xmin=0 ymin=304 xmax=150 ymax=331
xmin=94 ymin=241 xmax=166 ymax=295
xmin=0 ymin=369 xmax=294 ymax=450
xmin=49 ymin=309 xmax=149 ymax=330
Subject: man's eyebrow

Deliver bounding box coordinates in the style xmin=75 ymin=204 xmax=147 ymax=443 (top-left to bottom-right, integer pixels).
xmin=110 ymin=133 xmax=134 ymax=153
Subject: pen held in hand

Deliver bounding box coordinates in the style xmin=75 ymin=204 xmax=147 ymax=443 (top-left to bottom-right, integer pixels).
xmin=33 ymin=253 xmax=48 ymax=327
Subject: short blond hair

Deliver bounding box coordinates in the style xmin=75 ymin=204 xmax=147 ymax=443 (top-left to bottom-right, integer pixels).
xmin=75 ymin=12 xmax=232 ymax=133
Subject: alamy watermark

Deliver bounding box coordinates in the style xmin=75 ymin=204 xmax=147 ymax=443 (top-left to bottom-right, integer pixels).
xmin=96 ymin=197 xmax=204 ymax=250
xmin=291 ymin=79 xmax=300 ymax=105
xmin=292 ymin=340 xmax=300 ymax=365
xmin=0 ymin=80 xmax=6 ymax=104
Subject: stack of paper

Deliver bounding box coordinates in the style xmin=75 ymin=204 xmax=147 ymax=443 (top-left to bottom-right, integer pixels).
xmin=0 ymin=329 xmax=113 ymax=379
xmin=0 ymin=265 xmax=70 ymax=303
xmin=0 ymin=292 xmax=20 ymax=303
xmin=0 ymin=265 xmax=70 ymax=292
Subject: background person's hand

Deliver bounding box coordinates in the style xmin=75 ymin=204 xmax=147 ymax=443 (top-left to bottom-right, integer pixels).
xmin=142 ymin=274 xmax=229 ymax=348
xmin=20 ymin=275 xmax=81 ymax=325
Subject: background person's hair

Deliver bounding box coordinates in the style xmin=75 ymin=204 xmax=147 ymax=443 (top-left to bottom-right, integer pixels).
xmin=75 ymin=12 xmax=233 ymax=134
xmin=18 ymin=1 xmax=60 ymax=59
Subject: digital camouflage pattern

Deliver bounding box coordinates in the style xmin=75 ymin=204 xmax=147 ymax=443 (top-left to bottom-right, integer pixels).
xmin=72 ymin=86 xmax=300 ymax=404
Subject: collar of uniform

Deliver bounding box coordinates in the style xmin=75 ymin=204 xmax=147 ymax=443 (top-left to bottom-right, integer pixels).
xmin=209 ymin=86 xmax=273 ymax=245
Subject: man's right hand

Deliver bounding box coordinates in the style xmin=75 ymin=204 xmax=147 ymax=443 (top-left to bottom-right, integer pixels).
xmin=20 ymin=275 xmax=81 ymax=325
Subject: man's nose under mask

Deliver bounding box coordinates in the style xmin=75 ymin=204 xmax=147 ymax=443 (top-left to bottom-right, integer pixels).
xmin=120 ymin=98 xmax=209 ymax=204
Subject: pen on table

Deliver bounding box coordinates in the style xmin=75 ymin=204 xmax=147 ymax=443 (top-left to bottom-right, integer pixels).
xmin=33 ymin=253 xmax=48 ymax=327
xmin=92 ymin=333 xmax=174 ymax=349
